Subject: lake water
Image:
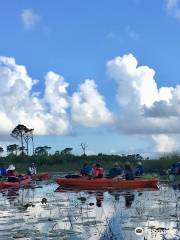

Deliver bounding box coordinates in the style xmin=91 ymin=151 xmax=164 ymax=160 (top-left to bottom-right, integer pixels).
xmin=0 ymin=175 xmax=179 ymax=240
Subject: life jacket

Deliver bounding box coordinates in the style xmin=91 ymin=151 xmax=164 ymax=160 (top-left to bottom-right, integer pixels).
xmin=95 ymin=167 xmax=103 ymax=178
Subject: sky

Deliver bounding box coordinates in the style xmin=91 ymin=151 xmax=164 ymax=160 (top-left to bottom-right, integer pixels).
xmin=0 ymin=0 xmax=180 ymax=156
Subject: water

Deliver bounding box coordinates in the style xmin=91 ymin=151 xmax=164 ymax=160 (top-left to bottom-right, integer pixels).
xmin=0 ymin=176 xmax=179 ymax=240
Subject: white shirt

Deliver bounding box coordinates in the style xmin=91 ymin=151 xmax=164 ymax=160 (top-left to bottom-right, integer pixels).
xmin=29 ymin=166 xmax=36 ymax=175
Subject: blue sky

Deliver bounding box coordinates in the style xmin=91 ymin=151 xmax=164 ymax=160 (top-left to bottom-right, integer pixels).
xmin=0 ymin=0 xmax=180 ymax=155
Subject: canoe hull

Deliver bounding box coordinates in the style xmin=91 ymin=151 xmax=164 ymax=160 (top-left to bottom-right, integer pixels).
xmin=0 ymin=176 xmax=31 ymax=189
xmin=31 ymin=172 xmax=49 ymax=180
xmin=56 ymin=177 xmax=159 ymax=190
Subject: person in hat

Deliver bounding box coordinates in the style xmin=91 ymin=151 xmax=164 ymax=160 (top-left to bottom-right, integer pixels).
xmin=169 ymin=163 xmax=177 ymax=175
xmin=107 ymin=162 xmax=123 ymax=178
xmin=80 ymin=163 xmax=92 ymax=177
xmin=134 ymin=162 xmax=144 ymax=177
xmin=124 ymin=162 xmax=134 ymax=180
xmin=175 ymin=161 xmax=180 ymax=175
xmin=6 ymin=165 xmax=18 ymax=182
xmin=0 ymin=164 xmax=7 ymax=178
xmin=28 ymin=163 xmax=37 ymax=176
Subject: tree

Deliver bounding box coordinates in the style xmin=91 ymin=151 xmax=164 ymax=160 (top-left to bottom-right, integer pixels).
xmin=61 ymin=148 xmax=73 ymax=155
xmin=7 ymin=144 xmax=19 ymax=155
xmin=35 ymin=146 xmax=51 ymax=156
xmin=44 ymin=146 xmax=51 ymax=155
xmin=135 ymin=154 xmax=143 ymax=161
xmin=11 ymin=124 xmax=34 ymax=155
xmin=80 ymin=142 xmax=87 ymax=155
xmin=11 ymin=124 xmax=28 ymax=155
xmin=18 ymin=146 xmax=26 ymax=155
xmin=0 ymin=146 xmax=4 ymax=156
xmin=24 ymin=128 xmax=34 ymax=155
xmin=54 ymin=150 xmax=60 ymax=156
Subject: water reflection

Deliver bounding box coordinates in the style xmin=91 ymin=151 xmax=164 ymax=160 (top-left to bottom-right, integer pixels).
xmin=3 ymin=188 xmax=19 ymax=203
xmin=124 ymin=193 xmax=135 ymax=208
xmin=0 ymin=180 xmax=178 ymax=239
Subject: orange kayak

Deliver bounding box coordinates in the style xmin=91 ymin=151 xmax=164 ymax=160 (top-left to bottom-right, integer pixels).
xmin=56 ymin=177 xmax=159 ymax=190
xmin=0 ymin=176 xmax=31 ymax=189
xmin=31 ymin=172 xmax=50 ymax=180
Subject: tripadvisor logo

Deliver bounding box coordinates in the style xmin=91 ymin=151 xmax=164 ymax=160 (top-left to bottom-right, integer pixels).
xmin=135 ymin=227 xmax=143 ymax=236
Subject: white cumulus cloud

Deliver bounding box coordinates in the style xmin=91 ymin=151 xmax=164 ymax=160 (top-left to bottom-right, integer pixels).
xmin=152 ymin=134 xmax=177 ymax=152
xmin=107 ymin=53 xmax=180 ymax=136
xmin=0 ymin=56 xmax=114 ymax=137
xmin=21 ymin=9 xmax=41 ymax=30
xmin=71 ymin=79 xmax=114 ymax=127
xmin=107 ymin=53 xmax=159 ymax=108
xmin=0 ymin=56 xmax=71 ymax=135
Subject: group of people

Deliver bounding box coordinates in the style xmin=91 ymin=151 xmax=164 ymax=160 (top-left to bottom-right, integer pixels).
xmin=81 ymin=163 xmax=104 ymax=178
xmin=80 ymin=161 xmax=144 ymax=180
xmin=0 ymin=163 xmax=37 ymax=182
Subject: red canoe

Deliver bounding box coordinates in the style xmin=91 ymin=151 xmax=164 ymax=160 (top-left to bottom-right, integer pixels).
xmin=56 ymin=177 xmax=159 ymax=190
xmin=0 ymin=176 xmax=31 ymax=189
xmin=31 ymin=172 xmax=50 ymax=180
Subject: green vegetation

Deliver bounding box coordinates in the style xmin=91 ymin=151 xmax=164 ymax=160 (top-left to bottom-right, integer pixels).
xmin=0 ymin=152 xmax=179 ymax=174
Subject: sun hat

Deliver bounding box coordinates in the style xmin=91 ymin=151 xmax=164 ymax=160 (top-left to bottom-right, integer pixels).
xmin=7 ymin=164 xmax=15 ymax=171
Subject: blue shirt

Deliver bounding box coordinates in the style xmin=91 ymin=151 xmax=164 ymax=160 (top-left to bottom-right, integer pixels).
xmin=124 ymin=169 xmax=134 ymax=180
xmin=107 ymin=167 xmax=123 ymax=178
xmin=135 ymin=166 xmax=144 ymax=176
xmin=0 ymin=167 xmax=7 ymax=176
xmin=81 ymin=165 xmax=92 ymax=175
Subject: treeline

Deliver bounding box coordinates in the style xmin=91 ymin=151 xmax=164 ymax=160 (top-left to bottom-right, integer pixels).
xmin=0 ymin=152 xmax=144 ymax=169
xmin=0 ymin=152 xmax=179 ymax=174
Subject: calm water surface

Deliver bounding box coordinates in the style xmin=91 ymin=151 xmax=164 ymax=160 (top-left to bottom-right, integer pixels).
xmin=0 ymin=174 xmax=179 ymax=240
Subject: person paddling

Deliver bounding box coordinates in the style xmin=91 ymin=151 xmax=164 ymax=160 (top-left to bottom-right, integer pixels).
xmin=134 ymin=162 xmax=144 ymax=177
xmin=124 ymin=162 xmax=134 ymax=180
xmin=80 ymin=163 xmax=92 ymax=177
xmin=93 ymin=163 xmax=104 ymax=178
xmin=176 ymin=162 xmax=180 ymax=175
xmin=107 ymin=162 xmax=123 ymax=178
xmin=6 ymin=165 xmax=18 ymax=182
xmin=0 ymin=166 xmax=7 ymax=178
xmin=170 ymin=163 xmax=177 ymax=175
xmin=28 ymin=163 xmax=37 ymax=176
